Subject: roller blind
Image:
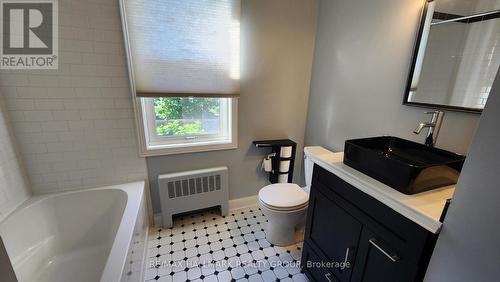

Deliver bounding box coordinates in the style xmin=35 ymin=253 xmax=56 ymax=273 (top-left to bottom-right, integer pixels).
xmin=123 ymin=0 xmax=241 ymax=97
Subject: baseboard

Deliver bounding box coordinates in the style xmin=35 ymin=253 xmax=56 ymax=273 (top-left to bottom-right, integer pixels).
xmin=228 ymin=195 xmax=258 ymax=211
xmin=152 ymin=195 xmax=259 ymax=228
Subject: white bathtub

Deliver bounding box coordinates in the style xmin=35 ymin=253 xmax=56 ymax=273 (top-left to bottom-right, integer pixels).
xmin=0 ymin=181 xmax=149 ymax=282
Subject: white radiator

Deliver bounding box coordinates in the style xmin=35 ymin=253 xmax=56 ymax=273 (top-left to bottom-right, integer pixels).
xmin=158 ymin=166 xmax=229 ymax=228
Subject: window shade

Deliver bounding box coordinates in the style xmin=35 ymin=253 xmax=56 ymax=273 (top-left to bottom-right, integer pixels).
xmin=123 ymin=0 xmax=241 ymax=97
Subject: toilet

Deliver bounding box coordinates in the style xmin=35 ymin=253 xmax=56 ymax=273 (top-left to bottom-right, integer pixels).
xmin=258 ymin=148 xmax=315 ymax=246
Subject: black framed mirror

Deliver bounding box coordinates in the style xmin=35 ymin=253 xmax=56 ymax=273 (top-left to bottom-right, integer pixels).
xmin=404 ymin=0 xmax=500 ymax=113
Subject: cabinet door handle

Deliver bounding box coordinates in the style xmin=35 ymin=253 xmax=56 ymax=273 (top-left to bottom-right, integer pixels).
xmin=343 ymin=247 xmax=350 ymax=264
xmin=369 ymin=238 xmax=399 ymax=262
xmin=325 ymin=272 xmax=334 ymax=282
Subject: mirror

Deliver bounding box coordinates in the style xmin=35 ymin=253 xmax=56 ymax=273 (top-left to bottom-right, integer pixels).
xmin=404 ymin=0 xmax=500 ymax=113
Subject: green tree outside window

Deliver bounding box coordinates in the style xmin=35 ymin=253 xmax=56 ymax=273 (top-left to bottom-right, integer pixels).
xmin=154 ymin=98 xmax=220 ymax=136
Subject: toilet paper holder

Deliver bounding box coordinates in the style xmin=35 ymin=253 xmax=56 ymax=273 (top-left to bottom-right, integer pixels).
xmin=253 ymin=139 xmax=297 ymax=184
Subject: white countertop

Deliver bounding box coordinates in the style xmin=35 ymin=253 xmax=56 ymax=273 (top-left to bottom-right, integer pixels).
xmin=305 ymin=146 xmax=454 ymax=234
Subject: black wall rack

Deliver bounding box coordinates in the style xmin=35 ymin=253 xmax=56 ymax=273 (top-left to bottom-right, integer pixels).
xmin=253 ymin=139 xmax=297 ymax=184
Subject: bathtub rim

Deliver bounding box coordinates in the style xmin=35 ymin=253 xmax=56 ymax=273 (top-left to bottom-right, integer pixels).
xmin=100 ymin=180 xmax=147 ymax=282
xmin=1 ymin=181 xmax=144 ymax=216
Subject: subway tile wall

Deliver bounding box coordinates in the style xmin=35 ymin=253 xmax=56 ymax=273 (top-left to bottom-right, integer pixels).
xmin=0 ymin=0 xmax=147 ymax=194
xmin=0 ymin=98 xmax=31 ymax=221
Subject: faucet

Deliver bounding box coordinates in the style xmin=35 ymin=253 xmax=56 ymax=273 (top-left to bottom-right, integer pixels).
xmin=413 ymin=110 xmax=444 ymax=147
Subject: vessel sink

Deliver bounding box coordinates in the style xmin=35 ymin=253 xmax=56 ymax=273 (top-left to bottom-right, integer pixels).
xmin=343 ymin=136 xmax=465 ymax=194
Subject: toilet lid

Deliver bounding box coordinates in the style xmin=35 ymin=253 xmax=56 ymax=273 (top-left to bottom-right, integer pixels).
xmin=259 ymin=183 xmax=308 ymax=210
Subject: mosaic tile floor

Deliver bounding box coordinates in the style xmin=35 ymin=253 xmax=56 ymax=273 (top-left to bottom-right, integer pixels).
xmin=145 ymin=207 xmax=308 ymax=282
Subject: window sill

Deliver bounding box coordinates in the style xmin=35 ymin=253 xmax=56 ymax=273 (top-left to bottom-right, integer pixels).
xmin=140 ymin=140 xmax=238 ymax=157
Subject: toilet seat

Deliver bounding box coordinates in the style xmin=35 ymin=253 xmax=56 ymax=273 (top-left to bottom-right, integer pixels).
xmin=258 ymin=183 xmax=309 ymax=211
xmin=259 ymin=199 xmax=308 ymax=212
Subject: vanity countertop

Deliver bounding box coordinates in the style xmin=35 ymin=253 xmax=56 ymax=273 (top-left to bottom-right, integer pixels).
xmin=305 ymin=146 xmax=454 ymax=234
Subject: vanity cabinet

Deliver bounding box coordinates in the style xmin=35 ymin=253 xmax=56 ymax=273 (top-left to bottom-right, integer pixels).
xmin=302 ymin=165 xmax=439 ymax=282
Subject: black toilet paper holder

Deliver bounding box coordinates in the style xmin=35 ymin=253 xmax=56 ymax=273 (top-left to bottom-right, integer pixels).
xmin=253 ymin=139 xmax=297 ymax=184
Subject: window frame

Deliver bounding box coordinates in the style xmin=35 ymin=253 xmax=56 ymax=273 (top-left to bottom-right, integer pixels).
xmin=137 ymin=97 xmax=237 ymax=156
xmin=134 ymin=97 xmax=238 ymax=157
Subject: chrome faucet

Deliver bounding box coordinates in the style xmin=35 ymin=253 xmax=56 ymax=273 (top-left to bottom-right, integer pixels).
xmin=413 ymin=111 xmax=444 ymax=147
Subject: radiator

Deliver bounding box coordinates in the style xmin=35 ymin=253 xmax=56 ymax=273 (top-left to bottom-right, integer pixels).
xmin=158 ymin=166 xmax=229 ymax=228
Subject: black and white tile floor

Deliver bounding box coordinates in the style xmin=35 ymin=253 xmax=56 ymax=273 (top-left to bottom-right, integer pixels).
xmin=145 ymin=207 xmax=308 ymax=282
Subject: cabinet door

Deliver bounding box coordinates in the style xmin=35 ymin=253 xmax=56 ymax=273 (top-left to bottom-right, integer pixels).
xmin=351 ymin=228 xmax=419 ymax=282
xmin=302 ymin=244 xmax=340 ymax=282
xmin=304 ymin=184 xmax=362 ymax=281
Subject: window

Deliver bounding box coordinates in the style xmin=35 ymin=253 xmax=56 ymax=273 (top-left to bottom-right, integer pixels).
xmin=121 ymin=0 xmax=240 ymax=155
xmin=142 ymin=97 xmax=235 ymax=150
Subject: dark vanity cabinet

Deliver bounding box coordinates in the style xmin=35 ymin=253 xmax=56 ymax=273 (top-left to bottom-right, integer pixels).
xmin=301 ymin=165 xmax=439 ymax=282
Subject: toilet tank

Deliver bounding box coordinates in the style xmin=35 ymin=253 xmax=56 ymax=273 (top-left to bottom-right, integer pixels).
xmin=303 ymin=153 xmax=314 ymax=188
xmin=303 ymin=146 xmax=332 ymax=188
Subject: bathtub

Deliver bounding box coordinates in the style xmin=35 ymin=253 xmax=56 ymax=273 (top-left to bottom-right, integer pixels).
xmin=0 ymin=181 xmax=149 ymax=282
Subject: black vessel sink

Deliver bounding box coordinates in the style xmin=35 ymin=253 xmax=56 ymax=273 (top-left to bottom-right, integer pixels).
xmin=344 ymin=136 xmax=465 ymax=194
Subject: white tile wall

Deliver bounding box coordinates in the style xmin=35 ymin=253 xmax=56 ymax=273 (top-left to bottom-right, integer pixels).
xmin=450 ymin=18 xmax=500 ymax=108
xmin=0 ymin=0 xmax=147 ymax=194
xmin=0 ymin=98 xmax=31 ymax=221
xmin=416 ymin=0 xmax=500 ymax=108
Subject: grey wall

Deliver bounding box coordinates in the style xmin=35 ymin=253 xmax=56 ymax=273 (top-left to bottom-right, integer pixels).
xmin=0 ymin=237 xmax=17 ymax=282
xmin=147 ymin=0 xmax=318 ymax=213
xmin=305 ymin=0 xmax=480 ymax=155
xmin=424 ymin=70 xmax=500 ymax=281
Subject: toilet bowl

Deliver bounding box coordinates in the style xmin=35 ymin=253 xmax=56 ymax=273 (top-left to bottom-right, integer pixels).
xmin=258 ymin=148 xmax=316 ymax=246
xmin=259 ymin=183 xmax=308 ymax=246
